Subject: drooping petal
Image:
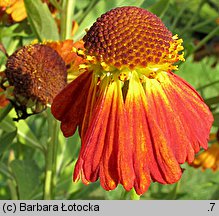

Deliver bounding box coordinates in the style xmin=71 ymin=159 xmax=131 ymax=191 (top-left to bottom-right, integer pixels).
xmin=80 ymin=76 xmax=99 ymax=139
xmin=73 ymin=81 xmax=109 ymax=184
xmin=153 ymin=72 xmax=213 ymax=163
xmin=143 ymin=73 xmax=192 ymax=164
xmin=51 ymin=71 xmax=92 ymax=137
xmin=74 ymin=77 xmax=135 ymax=191
xmin=125 ymin=72 xmax=182 ymax=194
xmin=124 ymin=73 xmax=151 ymax=194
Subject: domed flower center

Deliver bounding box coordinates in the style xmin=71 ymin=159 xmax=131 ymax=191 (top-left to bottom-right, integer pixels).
xmin=5 ymin=44 xmax=67 ymax=107
xmin=80 ymin=6 xmax=184 ymax=80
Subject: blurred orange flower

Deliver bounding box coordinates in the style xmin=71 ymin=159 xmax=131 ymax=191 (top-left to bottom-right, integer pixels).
xmin=5 ymin=0 xmax=27 ymax=22
xmin=191 ymin=133 xmax=219 ymax=171
xmin=0 ymin=88 xmax=9 ymax=108
xmin=0 ymin=0 xmax=16 ymax=7
xmin=0 ymin=72 xmax=9 ymax=108
xmin=45 ymin=40 xmax=86 ymax=81
xmin=46 ymin=40 xmax=84 ymax=65
xmin=0 ymin=0 xmax=58 ymax=23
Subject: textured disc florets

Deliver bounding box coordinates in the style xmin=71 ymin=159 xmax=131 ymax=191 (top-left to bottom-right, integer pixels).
xmin=5 ymin=44 xmax=67 ymax=105
xmin=83 ymin=6 xmax=174 ymax=69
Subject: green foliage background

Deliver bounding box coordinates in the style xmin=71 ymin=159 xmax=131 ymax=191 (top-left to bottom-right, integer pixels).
xmin=0 ymin=0 xmax=219 ymax=200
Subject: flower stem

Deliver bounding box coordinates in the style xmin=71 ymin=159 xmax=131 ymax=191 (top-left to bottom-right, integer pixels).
xmin=197 ymin=79 xmax=219 ymax=91
xmin=43 ymin=0 xmax=74 ymax=200
xmin=121 ymin=189 xmax=141 ymax=200
xmin=77 ymin=0 xmax=99 ymax=25
xmin=181 ymin=0 xmax=206 ymax=35
xmin=60 ymin=0 xmax=76 ymax=40
xmin=7 ymin=179 xmax=18 ymax=200
xmin=130 ymin=188 xmax=140 ymax=200
xmin=171 ymin=2 xmax=188 ymax=31
xmin=191 ymin=16 xmax=218 ymax=31
xmin=170 ymin=180 xmax=181 ymax=200
xmin=43 ymin=109 xmax=59 ymax=200
xmin=192 ymin=25 xmax=219 ymax=53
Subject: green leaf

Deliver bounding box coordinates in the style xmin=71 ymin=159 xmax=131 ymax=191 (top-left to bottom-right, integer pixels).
xmin=0 ymin=161 xmax=13 ymax=179
xmin=148 ymin=0 xmax=170 ymax=18
xmin=0 ymin=115 xmax=16 ymax=132
xmin=0 ymin=130 xmax=17 ymax=155
xmin=205 ymin=96 xmax=219 ymax=106
xmin=57 ymin=129 xmax=80 ymax=174
xmin=74 ymin=0 xmax=145 ymax=41
xmin=176 ymin=56 xmax=219 ymax=99
xmin=0 ymin=22 xmax=31 ymax=38
xmin=1 ymin=35 xmax=20 ymax=57
xmin=213 ymin=113 xmax=219 ymax=127
xmin=68 ymin=182 xmax=100 ymax=199
xmin=141 ymin=0 xmax=158 ymax=8
xmin=55 ymin=163 xmax=83 ymax=199
xmin=0 ymin=104 xmax=13 ymax=123
xmin=49 ymin=0 xmax=62 ymax=10
xmin=10 ymin=159 xmax=41 ymax=199
xmin=16 ymin=120 xmax=45 ymax=152
xmin=23 ymin=0 xmax=59 ymax=41
xmin=0 ymin=112 xmax=44 ymax=151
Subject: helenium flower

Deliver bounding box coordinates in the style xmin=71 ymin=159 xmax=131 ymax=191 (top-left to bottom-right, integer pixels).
xmin=52 ymin=6 xmax=213 ymax=195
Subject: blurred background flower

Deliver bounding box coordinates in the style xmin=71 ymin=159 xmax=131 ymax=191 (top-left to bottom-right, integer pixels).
xmin=191 ymin=132 xmax=219 ymax=171
xmin=0 ymin=87 xmax=9 ymax=108
xmin=45 ymin=39 xmax=86 ymax=81
xmin=5 ymin=0 xmax=27 ymax=22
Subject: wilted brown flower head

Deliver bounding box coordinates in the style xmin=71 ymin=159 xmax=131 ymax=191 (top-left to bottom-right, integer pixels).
xmin=5 ymin=44 xmax=67 ymax=110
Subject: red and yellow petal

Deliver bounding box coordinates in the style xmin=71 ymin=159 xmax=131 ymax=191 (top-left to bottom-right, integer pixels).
xmin=74 ymin=77 xmax=135 ymax=191
xmin=80 ymin=76 xmax=99 ymax=139
xmin=159 ymin=72 xmax=213 ymax=161
xmin=72 ymin=69 xmax=213 ymax=195
xmin=142 ymin=71 xmax=212 ymax=166
xmin=124 ymin=73 xmax=151 ymax=194
xmin=126 ymin=72 xmax=182 ymax=193
xmin=51 ymin=71 xmax=92 ymax=137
